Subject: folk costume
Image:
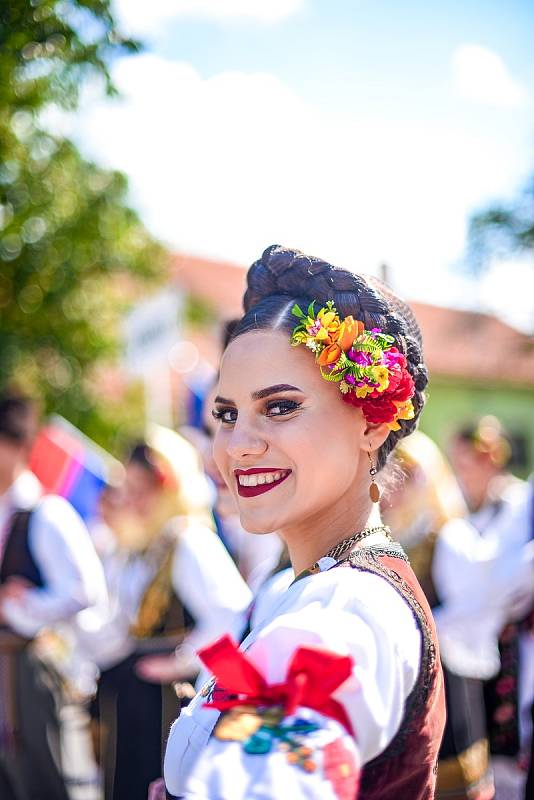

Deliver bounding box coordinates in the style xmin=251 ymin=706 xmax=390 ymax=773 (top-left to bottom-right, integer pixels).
xmin=0 ymin=470 xmax=107 ymax=800
xmin=474 ymin=481 xmax=534 ymax=798
xmin=164 ymin=533 xmax=445 ymax=798
xmin=163 ymin=274 xmax=445 ymax=798
xmin=432 ymin=486 xmax=533 ymax=800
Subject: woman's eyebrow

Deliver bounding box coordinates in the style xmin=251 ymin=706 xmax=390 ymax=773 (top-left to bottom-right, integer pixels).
xmin=213 ymin=395 xmax=235 ymax=405
xmin=251 ymin=384 xmax=303 ymax=400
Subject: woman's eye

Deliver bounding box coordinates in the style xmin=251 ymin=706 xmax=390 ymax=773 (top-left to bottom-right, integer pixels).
xmin=265 ymin=399 xmax=301 ymax=417
xmin=211 ymin=408 xmax=237 ymax=425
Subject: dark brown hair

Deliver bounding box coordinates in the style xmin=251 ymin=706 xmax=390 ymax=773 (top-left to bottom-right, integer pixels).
xmin=0 ymin=393 xmax=37 ymax=446
xmin=229 ymin=245 xmax=428 ymax=470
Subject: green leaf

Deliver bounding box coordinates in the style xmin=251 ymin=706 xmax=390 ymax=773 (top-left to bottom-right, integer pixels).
xmin=320 ymin=367 xmax=345 ymax=382
xmin=307 ymin=300 xmax=316 ymax=319
xmin=291 ymin=303 xmax=305 ymax=319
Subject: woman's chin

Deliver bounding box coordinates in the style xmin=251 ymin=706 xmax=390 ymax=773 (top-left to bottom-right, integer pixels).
xmin=238 ymin=512 xmax=281 ymax=536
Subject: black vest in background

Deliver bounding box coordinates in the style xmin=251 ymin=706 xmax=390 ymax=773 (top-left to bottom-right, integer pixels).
xmin=0 ymin=510 xmax=44 ymax=588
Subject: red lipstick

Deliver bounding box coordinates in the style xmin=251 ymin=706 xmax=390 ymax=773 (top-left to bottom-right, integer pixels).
xmin=234 ymin=468 xmax=292 ymax=498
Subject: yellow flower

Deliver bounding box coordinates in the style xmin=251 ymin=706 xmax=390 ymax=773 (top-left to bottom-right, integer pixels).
xmin=315 ymin=327 xmax=330 ymax=342
xmin=318 ymin=309 xmax=337 ymax=328
xmin=355 ymin=384 xmax=373 ymax=398
xmin=397 ymin=399 xmax=415 ymax=420
xmin=372 ymin=366 xmax=390 ymax=392
xmin=387 ymin=400 xmax=415 ymax=431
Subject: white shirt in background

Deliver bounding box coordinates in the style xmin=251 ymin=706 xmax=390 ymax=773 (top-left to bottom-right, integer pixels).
xmin=0 ymin=470 xmax=108 ymax=638
xmin=78 ymin=518 xmax=252 ymax=671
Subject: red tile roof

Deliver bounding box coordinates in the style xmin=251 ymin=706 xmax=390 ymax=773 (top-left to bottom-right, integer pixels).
xmin=171 ymin=253 xmax=534 ymax=388
xmin=171 ymin=253 xmax=246 ymax=318
xmin=410 ymin=302 xmax=534 ymax=387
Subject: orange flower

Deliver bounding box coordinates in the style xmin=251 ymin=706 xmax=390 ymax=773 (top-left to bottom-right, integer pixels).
xmin=334 ymin=317 xmax=363 ymax=351
xmin=317 ymin=343 xmax=342 ymax=366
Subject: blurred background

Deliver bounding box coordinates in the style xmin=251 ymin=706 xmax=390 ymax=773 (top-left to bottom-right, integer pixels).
xmin=1 ymin=0 xmax=533 ymax=470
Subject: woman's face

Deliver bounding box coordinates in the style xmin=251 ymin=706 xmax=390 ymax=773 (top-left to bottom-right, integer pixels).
xmin=212 ymin=330 xmax=384 ymax=535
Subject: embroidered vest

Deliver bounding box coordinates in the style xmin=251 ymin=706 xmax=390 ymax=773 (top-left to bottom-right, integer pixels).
xmin=129 ymin=533 xmax=195 ymax=642
xmin=0 ymin=510 xmax=44 ymax=588
xmin=338 ymin=545 xmax=446 ymax=800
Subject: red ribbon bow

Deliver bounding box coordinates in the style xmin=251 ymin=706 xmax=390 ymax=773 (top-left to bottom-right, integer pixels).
xmin=198 ymin=634 xmax=355 ymax=735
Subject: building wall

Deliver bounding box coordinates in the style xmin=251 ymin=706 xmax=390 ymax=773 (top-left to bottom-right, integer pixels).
xmin=419 ymin=377 xmax=534 ymax=476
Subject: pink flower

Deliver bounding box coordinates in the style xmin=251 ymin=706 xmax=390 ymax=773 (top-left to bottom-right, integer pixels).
xmin=496 ymin=676 xmax=516 ymax=696
xmin=348 ymin=350 xmax=373 ymax=366
xmin=383 ymin=348 xmax=406 ymax=369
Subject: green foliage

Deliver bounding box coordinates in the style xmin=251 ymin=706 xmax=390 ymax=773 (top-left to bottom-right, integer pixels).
xmin=184 ymin=293 xmax=217 ymax=327
xmin=0 ymin=0 xmax=166 ymax=453
xmin=468 ymin=174 xmax=534 ymax=272
xmin=0 ymin=0 xmax=139 ymax=112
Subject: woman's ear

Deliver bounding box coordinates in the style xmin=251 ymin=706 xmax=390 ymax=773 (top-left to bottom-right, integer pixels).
xmin=361 ymin=421 xmax=391 ymax=453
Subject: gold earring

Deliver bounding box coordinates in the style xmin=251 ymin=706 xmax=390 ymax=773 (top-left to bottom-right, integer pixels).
xmin=368 ymin=451 xmax=380 ymax=503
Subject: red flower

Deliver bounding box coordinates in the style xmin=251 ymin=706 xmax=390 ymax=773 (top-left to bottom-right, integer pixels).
xmin=323 ymin=738 xmax=360 ymax=800
xmin=342 ymin=393 xmax=398 ymax=424
xmin=388 ymin=370 xmax=414 ymax=403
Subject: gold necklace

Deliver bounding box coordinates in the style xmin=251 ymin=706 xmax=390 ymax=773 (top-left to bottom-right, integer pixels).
xmin=293 ymin=524 xmax=392 ymax=585
xmin=323 ymin=524 xmax=392 ymax=561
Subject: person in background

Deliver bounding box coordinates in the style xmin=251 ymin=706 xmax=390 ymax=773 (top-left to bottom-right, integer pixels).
xmin=0 ymin=392 xmax=108 ymax=800
xmin=383 ymin=430 xmax=496 ymax=800
xmin=82 ymin=426 xmax=251 ymax=800
xmin=448 ymin=416 xmax=519 ymax=522
xmin=449 ymin=419 xmax=534 ymax=800
xmin=526 ymin=703 xmax=534 ymax=799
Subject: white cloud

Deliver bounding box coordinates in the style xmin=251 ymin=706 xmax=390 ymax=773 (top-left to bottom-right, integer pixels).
xmin=112 ymin=0 xmax=304 ymax=34
xmin=68 ymin=53 xmax=530 ymax=321
xmin=452 ymin=44 xmax=527 ymax=108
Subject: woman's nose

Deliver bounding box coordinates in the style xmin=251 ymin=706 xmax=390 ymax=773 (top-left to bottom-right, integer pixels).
xmin=226 ymin=421 xmax=267 ymax=461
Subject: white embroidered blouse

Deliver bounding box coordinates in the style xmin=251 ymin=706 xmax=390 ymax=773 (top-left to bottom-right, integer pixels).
xmin=164 ymin=543 xmax=422 ymax=799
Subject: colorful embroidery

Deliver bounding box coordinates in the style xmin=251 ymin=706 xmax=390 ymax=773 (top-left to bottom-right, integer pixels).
xmin=214 ymin=704 xmax=321 ymax=769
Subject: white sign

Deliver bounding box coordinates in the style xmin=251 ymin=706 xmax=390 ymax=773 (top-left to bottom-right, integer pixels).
xmin=123 ymin=290 xmax=182 ymax=378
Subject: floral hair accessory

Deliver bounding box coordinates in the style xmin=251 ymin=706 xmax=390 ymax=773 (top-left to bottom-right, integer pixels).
xmin=291 ymin=301 xmax=415 ymax=430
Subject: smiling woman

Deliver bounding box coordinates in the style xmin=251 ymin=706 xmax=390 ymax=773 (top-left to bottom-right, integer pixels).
xmin=164 ymin=245 xmax=445 ymax=800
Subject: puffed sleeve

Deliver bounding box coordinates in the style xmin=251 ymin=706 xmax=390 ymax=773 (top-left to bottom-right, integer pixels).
xmin=185 ymin=702 xmax=360 ymax=800
xmin=164 ymin=567 xmax=421 ymax=798
xmin=1 ymin=495 xmax=107 ymax=637
xmin=172 ymin=520 xmax=252 ymax=649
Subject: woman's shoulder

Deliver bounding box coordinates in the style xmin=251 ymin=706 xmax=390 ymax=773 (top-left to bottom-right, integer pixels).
xmin=252 ymin=555 xmax=422 ymax=669
xmin=296 ymin=551 xmax=418 ymax=613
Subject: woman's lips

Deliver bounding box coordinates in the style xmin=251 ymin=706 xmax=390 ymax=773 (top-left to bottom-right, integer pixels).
xmin=234 ymin=468 xmax=292 ymax=498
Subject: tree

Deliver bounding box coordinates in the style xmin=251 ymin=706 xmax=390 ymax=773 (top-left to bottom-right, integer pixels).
xmin=0 ymin=1 xmax=167 ymax=451
xmin=468 ymin=173 xmax=534 ymax=272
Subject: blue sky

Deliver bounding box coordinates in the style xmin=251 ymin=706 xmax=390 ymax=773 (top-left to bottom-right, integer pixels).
xmin=67 ymin=0 xmax=534 ymax=328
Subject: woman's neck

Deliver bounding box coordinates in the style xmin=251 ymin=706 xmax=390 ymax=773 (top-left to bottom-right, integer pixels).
xmin=281 ymin=495 xmax=383 ymax=576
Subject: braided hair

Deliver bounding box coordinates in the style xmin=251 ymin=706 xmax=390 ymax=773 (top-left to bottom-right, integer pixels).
xmin=229 ymin=245 xmax=428 ymax=470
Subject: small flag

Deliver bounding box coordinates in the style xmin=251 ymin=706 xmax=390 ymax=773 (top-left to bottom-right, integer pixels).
xmin=29 ymin=416 xmax=121 ymax=521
